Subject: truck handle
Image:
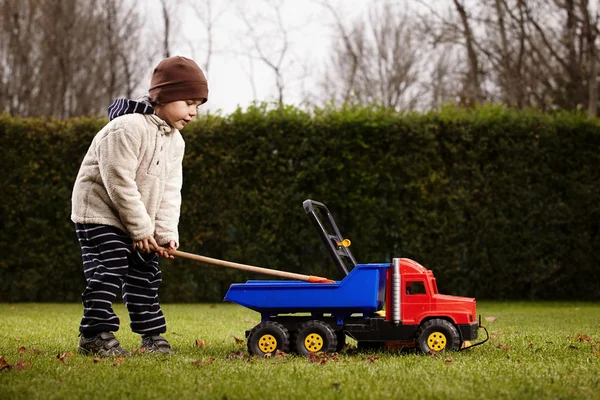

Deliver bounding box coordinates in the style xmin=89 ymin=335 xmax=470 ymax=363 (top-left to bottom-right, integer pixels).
xmin=303 ymin=199 xmax=358 ymax=277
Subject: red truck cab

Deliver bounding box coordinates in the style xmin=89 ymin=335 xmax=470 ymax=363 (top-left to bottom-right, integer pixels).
xmin=383 ymin=258 xmax=479 ymax=351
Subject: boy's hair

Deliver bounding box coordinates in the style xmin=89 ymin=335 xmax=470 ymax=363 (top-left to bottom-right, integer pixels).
xmin=149 ymin=56 xmax=208 ymax=104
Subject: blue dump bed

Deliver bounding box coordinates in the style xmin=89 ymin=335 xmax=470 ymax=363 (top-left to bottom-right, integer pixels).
xmin=224 ymin=264 xmax=390 ymax=316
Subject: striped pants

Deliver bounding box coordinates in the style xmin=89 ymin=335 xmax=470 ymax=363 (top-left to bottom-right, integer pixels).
xmin=76 ymin=223 xmax=166 ymax=336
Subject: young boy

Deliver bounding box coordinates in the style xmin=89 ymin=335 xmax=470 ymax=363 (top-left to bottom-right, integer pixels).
xmin=71 ymin=56 xmax=208 ymax=356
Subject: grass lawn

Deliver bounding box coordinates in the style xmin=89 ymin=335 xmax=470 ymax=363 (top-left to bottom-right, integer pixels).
xmin=0 ymin=302 xmax=599 ymax=399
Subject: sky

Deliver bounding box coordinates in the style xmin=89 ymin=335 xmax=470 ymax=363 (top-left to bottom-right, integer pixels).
xmin=141 ymin=0 xmax=376 ymax=115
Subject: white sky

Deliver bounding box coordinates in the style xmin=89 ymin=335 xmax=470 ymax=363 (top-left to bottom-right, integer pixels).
xmin=141 ymin=0 xmax=375 ymax=114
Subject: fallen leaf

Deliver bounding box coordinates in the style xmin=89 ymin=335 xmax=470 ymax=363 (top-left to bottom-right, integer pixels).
xmin=195 ymin=339 xmax=209 ymax=347
xmin=18 ymin=347 xmax=26 ymax=354
xmin=0 ymin=356 xmax=12 ymax=372
xmin=230 ymin=335 xmax=245 ymax=345
xmin=497 ymin=343 xmax=512 ymax=351
xmin=15 ymin=338 xmax=21 ymax=342
xmin=332 ymin=383 xmax=342 ymax=391
xmin=191 ymin=357 xmax=215 ymax=366
xmin=568 ymin=345 xmax=578 ymax=350
xmin=56 ymin=352 xmax=73 ymax=362
xmin=31 ymin=349 xmax=43 ymax=355
xmin=308 ymin=352 xmax=330 ymax=364
xmin=491 ymin=330 xmax=500 ymax=335
xmin=427 ymin=349 xmax=438 ymax=357
xmin=365 ymin=356 xmax=378 ymax=363
xmin=13 ymin=359 xmax=31 ymax=371
xmin=274 ymin=349 xmax=287 ymax=357
xmin=113 ymin=357 xmax=125 ymax=367
xmin=576 ymin=334 xmax=591 ymax=343
xmin=93 ymin=357 xmax=101 ymax=364
xmin=444 ymin=357 xmax=453 ymax=364
xmin=226 ymin=351 xmax=246 ymax=360
xmin=485 ymin=316 xmax=497 ymax=322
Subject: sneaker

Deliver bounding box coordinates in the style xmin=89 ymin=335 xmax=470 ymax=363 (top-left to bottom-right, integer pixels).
xmin=141 ymin=335 xmax=173 ymax=354
xmin=78 ymin=332 xmax=131 ymax=357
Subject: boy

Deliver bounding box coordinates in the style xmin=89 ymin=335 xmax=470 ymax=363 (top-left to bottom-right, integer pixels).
xmin=71 ymin=56 xmax=208 ymax=356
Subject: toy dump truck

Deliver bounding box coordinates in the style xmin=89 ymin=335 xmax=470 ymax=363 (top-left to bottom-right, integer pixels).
xmin=225 ymin=200 xmax=487 ymax=357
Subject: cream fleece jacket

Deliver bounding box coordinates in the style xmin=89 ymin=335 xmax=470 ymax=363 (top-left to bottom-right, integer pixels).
xmin=71 ymin=113 xmax=184 ymax=246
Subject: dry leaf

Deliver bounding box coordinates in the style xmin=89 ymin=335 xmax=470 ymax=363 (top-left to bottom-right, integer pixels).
xmin=230 ymin=335 xmax=245 ymax=345
xmin=18 ymin=347 xmax=26 ymax=354
xmin=444 ymin=357 xmax=453 ymax=364
xmin=332 ymin=383 xmax=342 ymax=391
xmin=13 ymin=359 xmax=31 ymax=371
xmin=274 ymin=349 xmax=287 ymax=357
xmin=0 ymin=356 xmax=11 ymax=372
xmin=93 ymin=357 xmax=101 ymax=364
xmin=226 ymin=351 xmax=246 ymax=360
xmin=497 ymin=343 xmax=512 ymax=350
xmin=113 ymin=357 xmax=125 ymax=367
xmin=56 ymin=352 xmax=73 ymax=362
xmin=308 ymin=352 xmax=329 ymax=364
xmin=191 ymin=357 xmax=215 ymax=366
xmin=365 ymin=356 xmax=378 ymax=363
xmin=32 ymin=349 xmax=43 ymax=355
xmin=576 ymin=334 xmax=591 ymax=343
xmin=485 ymin=316 xmax=497 ymax=322
xmin=195 ymin=339 xmax=209 ymax=347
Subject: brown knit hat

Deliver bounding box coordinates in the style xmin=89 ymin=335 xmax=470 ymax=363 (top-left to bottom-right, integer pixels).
xmin=149 ymin=56 xmax=208 ymax=104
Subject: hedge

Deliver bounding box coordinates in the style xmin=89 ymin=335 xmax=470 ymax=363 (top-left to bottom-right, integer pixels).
xmin=1 ymin=104 xmax=598 ymax=302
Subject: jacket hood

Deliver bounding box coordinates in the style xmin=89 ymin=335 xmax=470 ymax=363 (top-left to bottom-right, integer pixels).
xmin=108 ymin=95 xmax=155 ymax=121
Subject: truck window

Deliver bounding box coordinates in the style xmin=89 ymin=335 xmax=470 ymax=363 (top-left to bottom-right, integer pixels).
xmin=406 ymin=281 xmax=426 ymax=295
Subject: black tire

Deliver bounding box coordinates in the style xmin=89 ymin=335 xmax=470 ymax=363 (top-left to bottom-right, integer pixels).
xmin=295 ymin=320 xmax=337 ymax=356
xmin=335 ymin=330 xmax=346 ymax=353
xmin=247 ymin=321 xmax=290 ymax=357
xmin=415 ymin=319 xmax=460 ymax=353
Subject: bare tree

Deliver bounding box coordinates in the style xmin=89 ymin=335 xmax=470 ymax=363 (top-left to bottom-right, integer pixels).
xmin=190 ymin=0 xmax=231 ymax=76
xmin=237 ymin=0 xmax=294 ymax=105
xmin=0 ymin=0 xmax=150 ymax=118
xmin=319 ymin=1 xmax=423 ymax=110
xmin=417 ymin=0 xmax=600 ymax=116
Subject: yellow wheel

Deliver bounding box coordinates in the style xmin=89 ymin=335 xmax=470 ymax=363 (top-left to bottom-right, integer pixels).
xmin=295 ymin=320 xmax=338 ymax=356
xmin=415 ymin=319 xmax=460 ymax=353
xmin=427 ymin=332 xmax=447 ymax=351
xmin=247 ymin=322 xmax=290 ymax=357
xmin=304 ymin=333 xmax=324 ymax=352
xmin=258 ymin=334 xmax=278 ymax=353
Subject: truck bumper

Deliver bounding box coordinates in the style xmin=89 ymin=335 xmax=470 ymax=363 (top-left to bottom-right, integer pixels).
xmin=457 ymin=322 xmax=479 ymax=341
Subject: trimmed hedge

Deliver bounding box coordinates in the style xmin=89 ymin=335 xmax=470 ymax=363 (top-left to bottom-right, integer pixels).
xmin=1 ymin=104 xmax=598 ymax=302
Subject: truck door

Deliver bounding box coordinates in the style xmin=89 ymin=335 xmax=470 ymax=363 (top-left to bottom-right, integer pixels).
xmin=402 ymin=279 xmax=431 ymax=324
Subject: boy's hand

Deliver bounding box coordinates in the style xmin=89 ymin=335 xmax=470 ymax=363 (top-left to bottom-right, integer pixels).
xmin=133 ymin=236 xmax=160 ymax=254
xmin=157 ymin=241 xmax=177 ymax=259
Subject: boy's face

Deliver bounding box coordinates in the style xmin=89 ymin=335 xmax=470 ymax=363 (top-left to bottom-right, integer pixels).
xmin=156 ymin=99 xmax=204 ymax=130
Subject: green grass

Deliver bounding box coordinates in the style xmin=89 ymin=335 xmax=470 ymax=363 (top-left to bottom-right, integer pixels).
xmin=1 ymin=302 xmax=599 ymax=399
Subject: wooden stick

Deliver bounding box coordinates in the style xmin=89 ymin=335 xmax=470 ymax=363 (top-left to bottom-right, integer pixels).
xmin=151 ymin=245 xmax=335 ymax=283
